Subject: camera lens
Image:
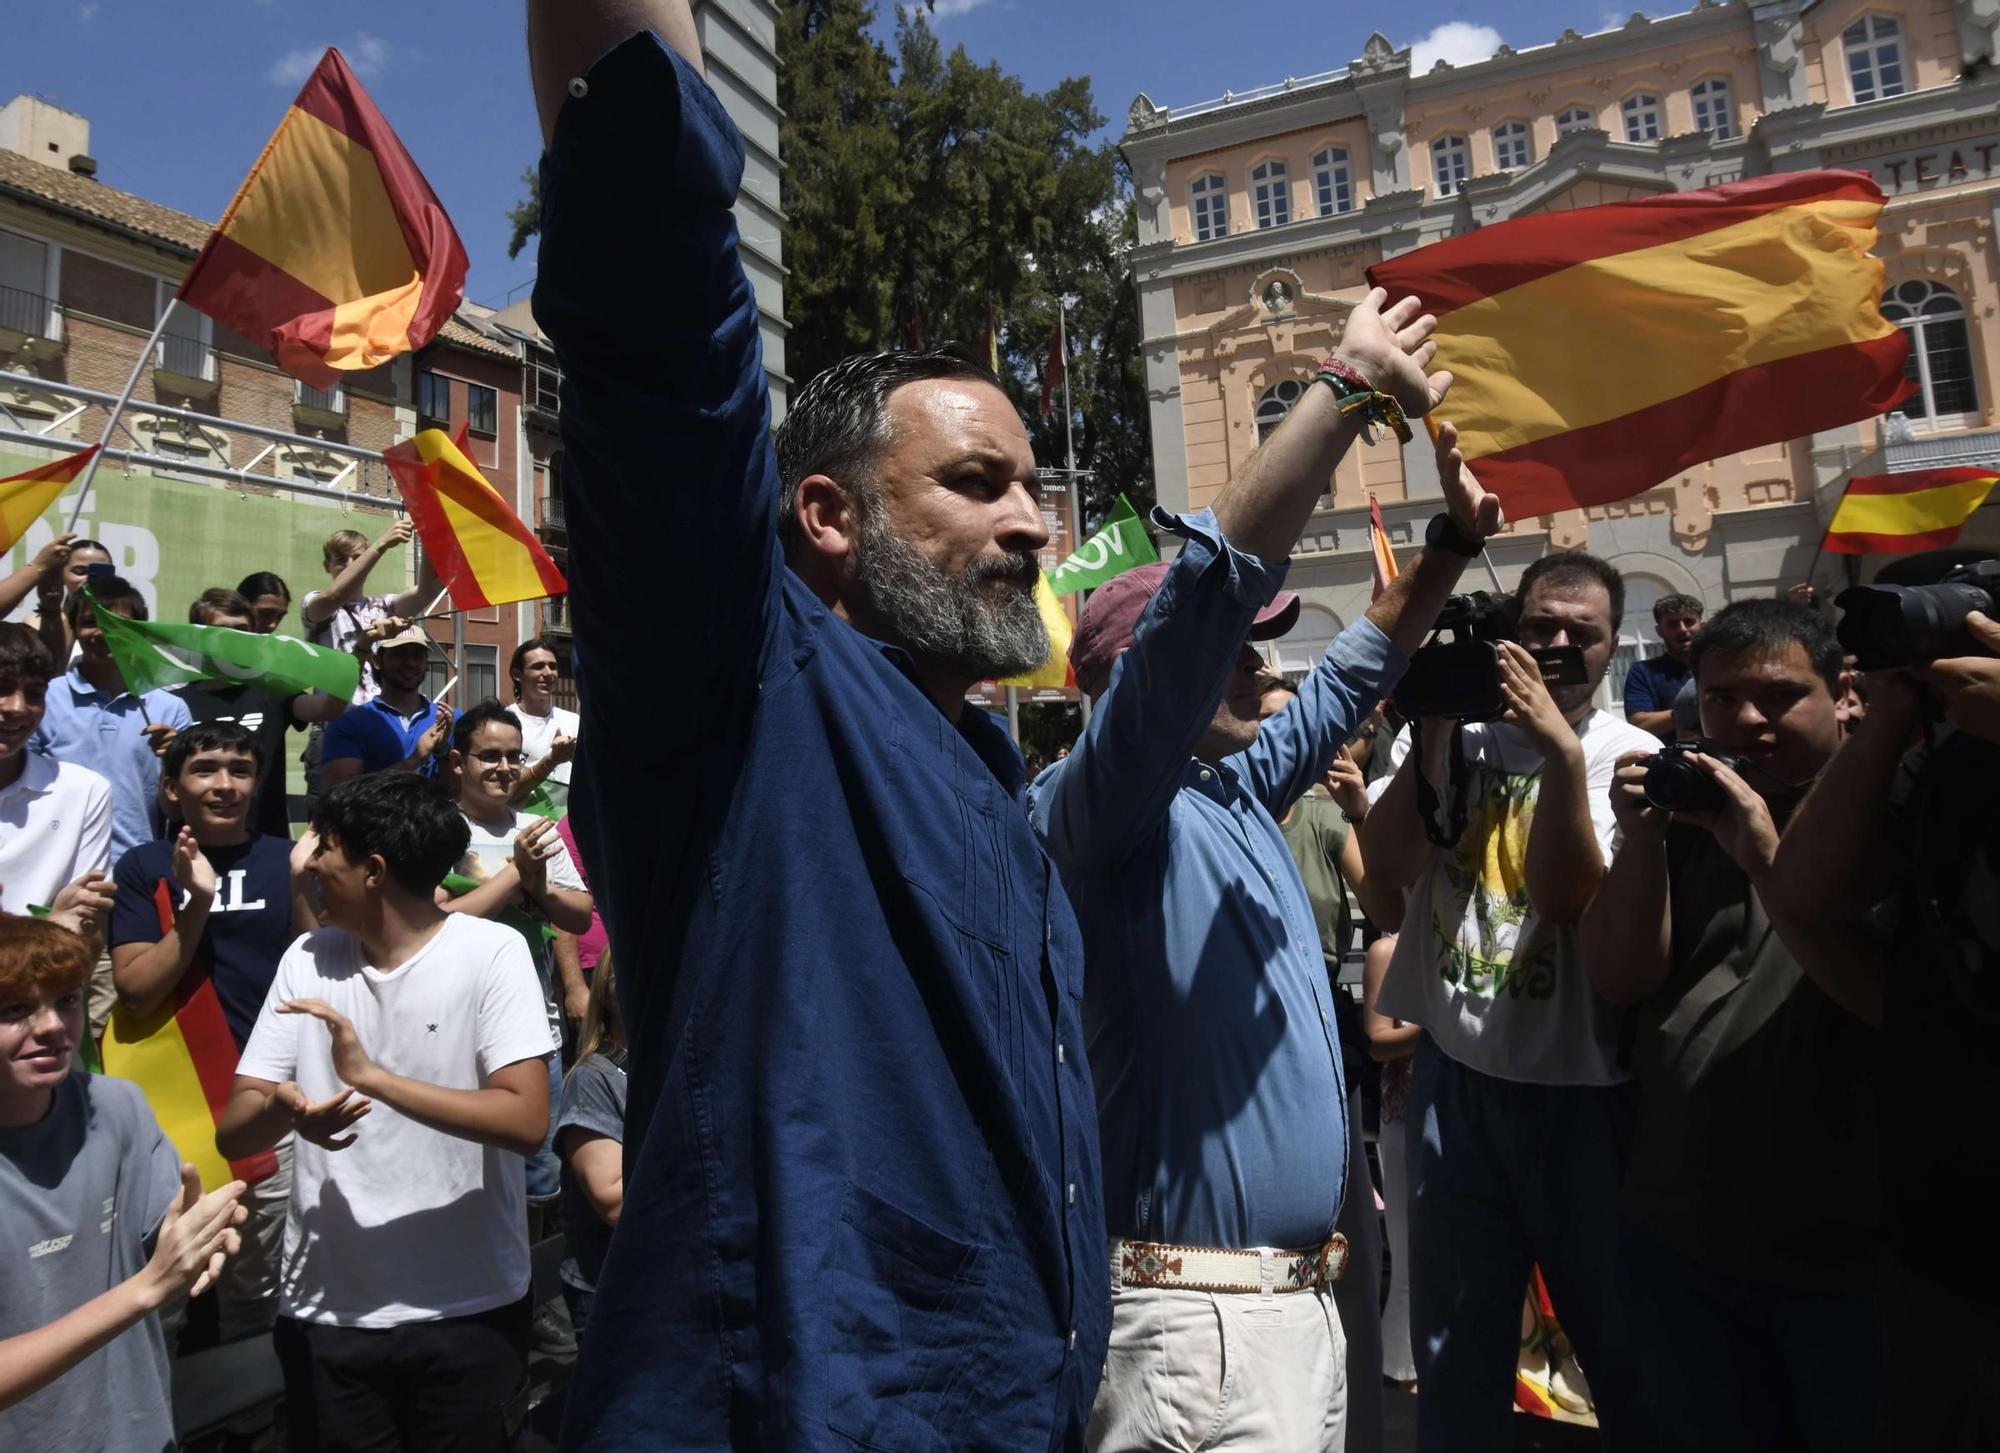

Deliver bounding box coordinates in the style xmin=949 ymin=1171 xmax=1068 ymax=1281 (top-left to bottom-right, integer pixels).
xmin=1643 ymin=756 xmax=1725 ymax=813
xmin=1836 ymin=580 xmax=2000 ymax=668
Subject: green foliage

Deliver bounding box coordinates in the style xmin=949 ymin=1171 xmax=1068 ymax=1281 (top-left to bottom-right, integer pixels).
xmin=505 ymin=167 xmax=541 ymax=262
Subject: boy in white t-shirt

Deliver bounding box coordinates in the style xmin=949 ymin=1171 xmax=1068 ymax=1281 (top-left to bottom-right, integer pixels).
xmin=216 ymin=772 xmax=556 ymax=1453
xmin=1358 ymin=550 xmax=1659 ymax=1452
xmin=505 ymin=637 xmax=579 ymax=809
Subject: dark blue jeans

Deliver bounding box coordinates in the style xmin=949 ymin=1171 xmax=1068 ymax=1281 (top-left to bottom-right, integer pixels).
xmin=1621 ymin=1225 xmax=1874 ymax=1452
xmin=1406 ymin=1035 xmax=1649 ymax=1452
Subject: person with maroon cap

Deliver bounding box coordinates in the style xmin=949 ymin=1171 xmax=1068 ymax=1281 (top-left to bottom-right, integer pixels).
xmin=1028 ymin=289 xmax=1504 ymax=1451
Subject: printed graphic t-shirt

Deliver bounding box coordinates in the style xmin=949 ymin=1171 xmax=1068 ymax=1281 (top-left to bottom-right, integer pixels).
xmin=1378 ymin=710 xmax=1660 ymax=1085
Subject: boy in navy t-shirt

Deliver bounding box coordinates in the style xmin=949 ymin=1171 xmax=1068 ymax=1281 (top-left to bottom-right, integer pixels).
xmin=106 ymin=720 xmax=310 ymax=1340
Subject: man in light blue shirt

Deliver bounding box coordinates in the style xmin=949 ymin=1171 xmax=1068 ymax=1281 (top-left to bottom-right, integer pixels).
xmin=1030 ymin=337 xmax=1503 ymax=1449
xmin=29 ymin=575 xmax=193 ymax=1035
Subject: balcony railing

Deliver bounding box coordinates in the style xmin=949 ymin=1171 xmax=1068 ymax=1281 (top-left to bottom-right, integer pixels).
xmin=0 ymin=284 xmax=53 ymax=339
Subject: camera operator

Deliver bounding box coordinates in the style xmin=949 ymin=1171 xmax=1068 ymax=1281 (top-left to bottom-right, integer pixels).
xmin=1357 ymin=547 xmax=1658 ymax=1451
xmin=1762 ymin=575 xmax=2000 ymax=1451
xmin=1582 ymin=599 xmax=1878 ymax=1451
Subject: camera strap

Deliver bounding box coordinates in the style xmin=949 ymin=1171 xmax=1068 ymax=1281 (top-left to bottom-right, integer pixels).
xmin=1412 ymin=719 xmax=1472 ymax=848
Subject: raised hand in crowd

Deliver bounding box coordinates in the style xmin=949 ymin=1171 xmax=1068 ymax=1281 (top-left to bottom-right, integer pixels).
xmin=1496 ymin=640 xmax=1576 ymax=762
xmin=170 ymin=825 xmax=218 ymax=901
xmin=272 ymin=1081 xmax=373 ymax=1151
xmin=47 ymin=869 xmax=115 ymax=941
xmin=403 ymin=702 xmax=453 ymax=770
xmin=140 ymin=722 xmax=177 ymax=759
xmin=1323 ymin=745 xmax=1369 ymax=821
xmin=0 ymin=532 xmax=79 ymax=625
xmin=511 ymin=815 xmax=562 ymax=899
xmin=145 ymin=1163 xmax=249 ymax=1303
xmin=375 ymin=519 xmax=415 ymax=555
xmin=547 ymin=730 xmax=577 ymax=766
xmin=1334 ymin=286 xmax=1453 ymax=419
xmin=278 ymin=998 xmax=379 ymax=1092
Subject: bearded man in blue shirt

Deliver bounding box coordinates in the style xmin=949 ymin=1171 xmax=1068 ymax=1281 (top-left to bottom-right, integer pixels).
xmin=1031 ymin=386 xmax=1504 ymax=1445
xmin=529 ymin=3 xmax=1476 ymax=1447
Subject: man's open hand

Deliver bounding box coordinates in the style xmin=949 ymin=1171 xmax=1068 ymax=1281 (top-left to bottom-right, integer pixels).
xmin=1497 ymin=641 xmax=1574 ymax=762
xmin=1915 ymin=611 xmax=2000 ymax=744
xmin=1434 ymin=420 xmax=1506 ymax=542
xmin=274 ymin=1081 xmax=372 ymax=1150
xmin=278 ymin=1000 xmax=380 ymax=1094
xmin=1335 ymin=287 xmax=1452 ymax=421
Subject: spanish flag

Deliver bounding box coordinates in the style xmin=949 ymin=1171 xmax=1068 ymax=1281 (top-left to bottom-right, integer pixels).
xmin=1823 ymin=467 xmax=1998 ymax=554
xmin=1367 ymin=171 xmax=1912 ymax=518
xmin=177 ymin=48 xmax=466 ymax=389
xmin=100 ymin=882 xmax=278 ymax=1191
xmin=384 ymin=428 xmax=567 ymax=610
xmin=1368 ymin=494 xmax=1398 ymax=601
xmin=0 ymin=446 xmax=96 ymax=553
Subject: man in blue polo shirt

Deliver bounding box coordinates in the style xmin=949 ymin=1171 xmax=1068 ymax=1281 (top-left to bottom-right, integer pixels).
xmin=1622 ymin=592 xmax=1703 ymax=740
xmin=319 ymin=626 xmax=453 ymax=787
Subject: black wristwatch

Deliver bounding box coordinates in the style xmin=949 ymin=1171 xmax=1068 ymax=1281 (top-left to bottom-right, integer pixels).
xmin=1425 ymin=512 xmax=1484 ymax=559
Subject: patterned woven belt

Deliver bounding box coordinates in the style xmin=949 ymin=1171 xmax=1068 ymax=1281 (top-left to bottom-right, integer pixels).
xmin=1111 ymin=1234 xmax=1349 ymax=1295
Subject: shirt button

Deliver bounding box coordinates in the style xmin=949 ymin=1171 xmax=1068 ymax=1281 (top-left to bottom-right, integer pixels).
xmin=1057 ymin=1042 xmax=1066 ymax=1065
xmin=1069 ymin=1328 xmax=1078 ymax=1349
xmin=1199 ymin=769 xmax=1213 ymax=781
xmin=1067 ymin=1181 xmax=1076 ymax=1205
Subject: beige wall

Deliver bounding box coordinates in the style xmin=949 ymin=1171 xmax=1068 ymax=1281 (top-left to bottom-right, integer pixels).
xmin=1802 ymin=0 xmax=1962 ymax=105
xmin=1164 ymin=119 xmax=1375 ymax=245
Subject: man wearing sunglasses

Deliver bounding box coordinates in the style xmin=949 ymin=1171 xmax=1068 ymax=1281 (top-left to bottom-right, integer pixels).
xmin=441 ymin=700 xmax=596 ymax=1239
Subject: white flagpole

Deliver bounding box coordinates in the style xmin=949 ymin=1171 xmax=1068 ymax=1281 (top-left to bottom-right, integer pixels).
xmin=1060 ymin=300 xmax=1076 ymax=477
xmin=67 ymin=299 xmax=180 ymax=532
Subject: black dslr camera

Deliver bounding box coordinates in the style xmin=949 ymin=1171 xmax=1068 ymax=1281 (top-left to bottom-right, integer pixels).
xmin=1394 ymin=592 xmax=1589 ymax=721
xmin=1641 ymin=741 xmax=1749 ymax=813
xmin=1835 ymin=558 xmax=2000 ymax=670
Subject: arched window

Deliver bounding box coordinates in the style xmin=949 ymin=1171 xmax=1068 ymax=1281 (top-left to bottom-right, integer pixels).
xmin=1556 ymin=105 xmax=1595 ymax=135
xmin=1882 ymin=279 xmax=1979 ymax=423
xmin=1492 ymin=120 xmax=1533 ymax=170
xmin=1845 ymin=15 xmax=1906 ymax=103
xmin=1190 ymin=172 xmax=1227 ymax=242
xmin=1251 ymin=160 xmax=1291 ymax=229
xmin=1690 ymin=77 xmax=1735 ymax=139
xmin=1622 ymin=92 xmax=1662 ymax=142
xmin=1431 ymin=134 xmax=1470 ymax=196
xmin=1270 ymin=605 xmax=1343 ymax=683
xmin=1256 ymin=379 xmax=1306 ymax=442
xmin=1312 ymin=147 xmax=1353 ymax=216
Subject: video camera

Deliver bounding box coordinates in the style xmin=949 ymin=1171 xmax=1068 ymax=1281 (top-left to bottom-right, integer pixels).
xmin=1640 ymin=741 xmax=1749 ymax=813
xmin=1394 ymin=592 xmax=1589 ymax=721
xmin=1835 ymin=558 xmax=2000 ymax=670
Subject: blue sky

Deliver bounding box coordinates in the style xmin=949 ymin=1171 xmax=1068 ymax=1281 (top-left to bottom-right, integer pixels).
xmin=10 ymin=0 xmax=1622 ymax=308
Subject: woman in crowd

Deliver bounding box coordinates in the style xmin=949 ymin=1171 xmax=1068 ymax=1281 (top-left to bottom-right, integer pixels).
xmin=556 ymin=951 xmax=626 ymax=1339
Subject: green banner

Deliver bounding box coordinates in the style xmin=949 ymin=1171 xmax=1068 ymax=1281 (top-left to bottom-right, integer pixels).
xmin=88 ymin=593 xmax=361 ymax=700
xmin=1046 ymin=495 xmax=1158 ymax=596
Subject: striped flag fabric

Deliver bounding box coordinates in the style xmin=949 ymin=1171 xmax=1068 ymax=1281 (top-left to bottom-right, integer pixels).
xmin=1823 ymin=467 xmax=1998 ymax=554
xmin=177 ymin=47 xmax=467 ymax=389
xmin=1367 ymin=171 xmax=1913 ymax=518
xmin=100 ymin=881 xmax=279 ymax=1191
xmin=384 ymin=428 xmax=567 ymax=610
xmin=1368 ymin=494 xmax=1398 ymax=601
xmin=0 ymin=447 xmax=97 ymax=553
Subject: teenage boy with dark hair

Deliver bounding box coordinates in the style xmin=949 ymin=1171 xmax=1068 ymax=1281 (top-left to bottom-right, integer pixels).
xmin=173 ymin=589 xmax=344 ymax=839
xmin=1583 ymin=598 xmax=1877 ymax=1450
xmin=506 ymin=638 xmax=577 ymax=807
xmin=0 ymin=913 xmax=247 ymax=1447
xmin=0 ymin=624 xmax=114 ymax=944
xmin=216 ymin=773 xmax=556 ymax=1452
xmin=31 ymin=577 xmax=194 ymax=1038
xmin=107 ymin=720 xmax=315 ymax=1341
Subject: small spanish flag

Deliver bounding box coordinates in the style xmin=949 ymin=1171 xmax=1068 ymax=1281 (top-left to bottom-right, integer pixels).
xmin=177 ymin=48 xmax=466 ymax=388
xmin=384 ymin=429 xmax=567 ymax=610
xmin=100 ymin=882 xmax=278 ymax=1191
xmin=1367 ymin=171 xmax=1912 ymax=518
xmin=1367 ymin=494 xmax=1398 ymax=601
xmin=1823 ymin=467 xmax=1998 ymax=555
xmin=0 ymin=446 xmax=96 ymax=554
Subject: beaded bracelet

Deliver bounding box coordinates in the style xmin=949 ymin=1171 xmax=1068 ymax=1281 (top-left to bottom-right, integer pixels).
xmin=1312 ymin=355 xmax=1412 ymax=446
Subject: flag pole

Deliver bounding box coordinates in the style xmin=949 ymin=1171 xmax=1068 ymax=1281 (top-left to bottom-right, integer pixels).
xmin=67 ymin=299 xmax=180 ymax=531
xmin=1060 ymin=300 xmax=1076 ymax=477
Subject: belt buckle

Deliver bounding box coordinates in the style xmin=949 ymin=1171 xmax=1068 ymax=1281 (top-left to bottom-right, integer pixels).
xmin=1316 ymin=1232 xmax=1350 ymax=1287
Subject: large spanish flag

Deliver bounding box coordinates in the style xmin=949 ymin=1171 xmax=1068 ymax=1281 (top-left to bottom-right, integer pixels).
xmin=1823 ymin=467 xmax=1998 ymax=554
xmin=177 ymin=48 xmax=466 ymax=389
xmin=384 ymin=428 xmax=567 ymax=610
xmin=100 ymin=882 xmax=278 ymax=1191
xmin=0 ymin=446 xmax=96 ymax=553
xmin=1367 ymin=171 xmax=1913 ymax=518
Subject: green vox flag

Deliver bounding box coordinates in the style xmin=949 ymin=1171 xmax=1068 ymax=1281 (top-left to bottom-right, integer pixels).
xmin=88 ymin=592 xmax=360 ymax=701
xmin=1046 ymin=495 xmax=1158 ymax=597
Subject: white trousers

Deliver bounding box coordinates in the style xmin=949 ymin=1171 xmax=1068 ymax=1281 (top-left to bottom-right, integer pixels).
xmin=1088 ymin=1267 xmax=1348 ymax=1452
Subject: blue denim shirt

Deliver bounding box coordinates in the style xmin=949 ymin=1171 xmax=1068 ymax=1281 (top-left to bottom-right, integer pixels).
xmin=1030 ymin=511 xmax=1405 ymax=1251
xmin=535 ymin=34 xmax=1104 ymax=1452
xmin=30 ymin=667 xmax=193 ymax=862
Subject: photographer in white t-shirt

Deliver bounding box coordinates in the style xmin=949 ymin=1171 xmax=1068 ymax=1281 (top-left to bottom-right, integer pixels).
xmin=1358 ymin=548 xmax=1658 ymax=1452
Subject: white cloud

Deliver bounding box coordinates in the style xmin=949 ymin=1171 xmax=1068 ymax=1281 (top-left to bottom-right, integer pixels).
xmin=1407 ymin=21 xmax=1504 ymax=75
xmin=266 ymin=32 xmax=390 ymax=86
xmin=928 ymin=0 xmax=994 ymax=18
